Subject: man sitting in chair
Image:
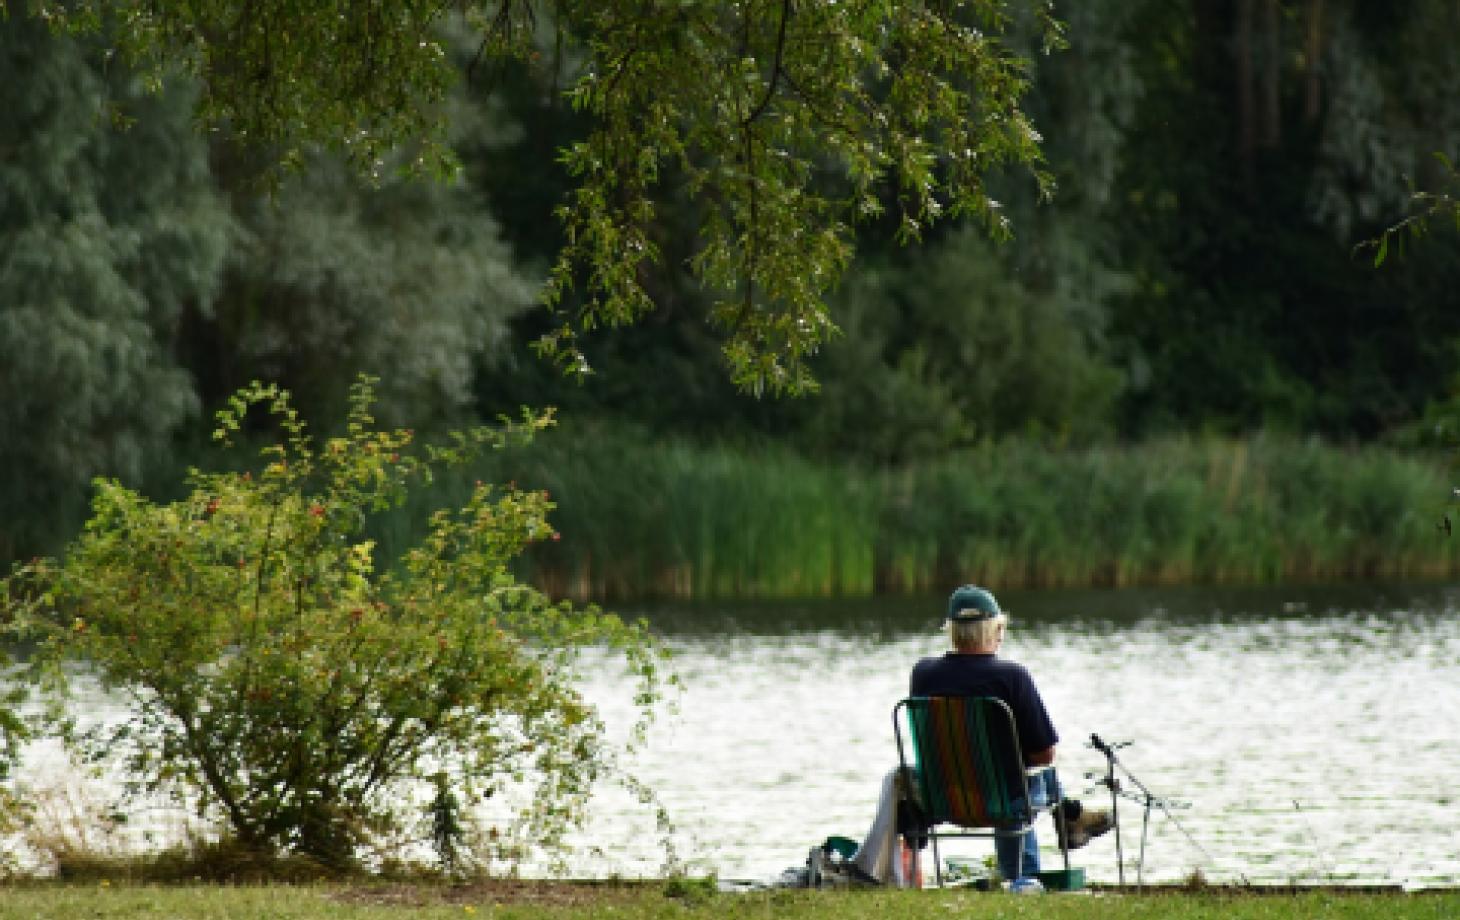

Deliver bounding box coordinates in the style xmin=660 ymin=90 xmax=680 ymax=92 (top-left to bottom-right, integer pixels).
xmin=851 ymin=584 xmax=1112 ymax=889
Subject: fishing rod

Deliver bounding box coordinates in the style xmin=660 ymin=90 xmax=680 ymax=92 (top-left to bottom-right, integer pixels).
xmin=1087 ymin=733 xmax=1238 ymax=888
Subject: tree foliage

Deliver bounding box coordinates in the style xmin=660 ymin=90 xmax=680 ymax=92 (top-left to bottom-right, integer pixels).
xmin=26 ymin=0 xmax=1064 ymax=394
xmin=0 ymin=11 xmax=232 ymax=563
xmin=0 ymin=11 xmax=540 ymax=565
xmin=797 ymin=227 xmax=1119 ymax=462
xmin=0 ymin=379 xmax=664 ymax=866
xmin=1370 ymin=154 xmax=1460 ymax=269
xmin=12 ymin=0 xmax=1460 ymax=582
xmin=209 ymin=152 xmax=538 ymax=428
xmin=1102 ymin=0 xmax=1460 ymax=437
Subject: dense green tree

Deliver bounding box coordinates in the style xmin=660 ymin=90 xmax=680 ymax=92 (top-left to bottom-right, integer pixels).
xmin=0 ymin=14 xmax=541 ymax=565
xmin=795 ymin=227 xmax=1120 ymax=463
xmin=0 ymin=13 xmax=232 ymax=561
xmin=198 ymin=150 xmax=538 ymax=430
xmin=29 ymin=0 xmax=1064 ymax=394
xmin=465 ymin=6 xmax=1128 ymax=457
xmin=1301 ymin=2 xmax=1460 ymax=246
xmin=14 ymin=0 xmax=1460 ymax=571
xmin=475 ymin=0 xmax=1460 ymax=451
xmin=1105 ymin=0 xmax=1460 ymax=437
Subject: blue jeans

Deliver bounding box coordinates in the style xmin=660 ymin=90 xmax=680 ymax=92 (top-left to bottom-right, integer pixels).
xmin=994 ymin=768 xmax=1061 ymax=881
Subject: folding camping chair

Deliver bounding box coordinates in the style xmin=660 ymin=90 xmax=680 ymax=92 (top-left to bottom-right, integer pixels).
xmin=893 ymin=695 xmax=1072 ymax=888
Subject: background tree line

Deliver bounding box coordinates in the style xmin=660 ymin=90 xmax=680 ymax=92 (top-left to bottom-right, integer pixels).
xmin=5 ymin=0 xmax=1460 ymax=576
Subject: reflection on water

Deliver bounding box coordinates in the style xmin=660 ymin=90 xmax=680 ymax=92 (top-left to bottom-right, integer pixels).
xmin=568 ymin=582 xmax=1460 ymax=888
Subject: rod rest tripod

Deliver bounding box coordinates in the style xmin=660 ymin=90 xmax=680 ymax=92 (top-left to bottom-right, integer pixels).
xmin=1087 ymin=733 xmax=1192 ymax=888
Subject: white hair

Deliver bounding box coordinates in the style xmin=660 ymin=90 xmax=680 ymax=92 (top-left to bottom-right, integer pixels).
xmin=948 ymin=614 xmax=1007 ymax=652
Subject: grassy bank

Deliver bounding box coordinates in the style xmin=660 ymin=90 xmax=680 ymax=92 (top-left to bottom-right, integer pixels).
xmin=376 ymin=424 xmax=1460 ymax=601
xmin=0 ymin=882 xmax=1456 ymax=919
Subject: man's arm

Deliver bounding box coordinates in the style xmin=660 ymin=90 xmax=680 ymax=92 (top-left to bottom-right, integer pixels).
xmin=1026 ymin=745 xmax=1056 ymax=767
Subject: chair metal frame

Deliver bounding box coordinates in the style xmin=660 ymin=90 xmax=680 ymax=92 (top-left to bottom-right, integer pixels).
xmin=893 ymin=695 xmax=1071 ymax=887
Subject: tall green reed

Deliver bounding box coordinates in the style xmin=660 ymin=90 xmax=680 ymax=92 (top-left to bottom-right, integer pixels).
xmin=878 ymin=436 xmax=1460 ymax=591
xmin=368 ymin=423 xmax=1460 ymax=601
xmin=473 ymin=422 xmax=878 ymax=600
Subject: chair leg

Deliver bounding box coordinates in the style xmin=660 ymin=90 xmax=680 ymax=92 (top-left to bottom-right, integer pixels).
xmin=1056 ymin=807 xmax=1071 ymax=873
xmin=931 ymin=833 xmax=942 ymax=888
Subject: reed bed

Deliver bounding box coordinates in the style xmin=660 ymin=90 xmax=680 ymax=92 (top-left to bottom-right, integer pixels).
xmin=475 ymin=424 xmax=879 ymax=601
xmin=876 ymin=437 xmax=1457 ymax=592
xmin=379 ymin=425 xmax=1460 ymax=601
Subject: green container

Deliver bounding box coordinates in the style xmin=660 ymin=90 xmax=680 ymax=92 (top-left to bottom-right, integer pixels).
xmin=822 ymin=836 xmax=859 ymax=861
xmin=1038 ymin=867 xmax=1086 ymax=891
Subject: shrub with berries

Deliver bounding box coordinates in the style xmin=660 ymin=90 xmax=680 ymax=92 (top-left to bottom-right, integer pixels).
xmin=0 ymin=378 xmax=664 ymax=868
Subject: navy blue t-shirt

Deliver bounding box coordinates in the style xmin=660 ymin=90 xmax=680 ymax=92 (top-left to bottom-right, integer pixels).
xmin=908 ymin=653 xmax=1059 ymax=756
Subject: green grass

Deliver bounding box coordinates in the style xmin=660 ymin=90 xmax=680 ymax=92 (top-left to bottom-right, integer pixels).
xmin=0 ymin=882 xmax=1455 ymax=920
xmin=368 ymin=422 xmax=1460 ymax=601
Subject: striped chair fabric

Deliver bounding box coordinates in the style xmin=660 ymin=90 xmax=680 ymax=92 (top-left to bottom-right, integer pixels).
xmin=897 ymin=696 xmax=1031 ymax=828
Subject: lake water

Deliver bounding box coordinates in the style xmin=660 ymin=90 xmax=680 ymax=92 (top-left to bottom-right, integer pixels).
xmin=10 ymin=581 xmax=1460 ymax=888
xmin=561 ymin=582 xmax=1460 ymax=889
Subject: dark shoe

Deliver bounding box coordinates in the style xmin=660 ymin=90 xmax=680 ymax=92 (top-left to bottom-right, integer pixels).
xmin=846 ymin=862 xmax=882 ymax=887
xmin=1057 ymin=807 xmax=1114 ymax=850
xmin=817 ymin=857 xmax=881 ymax=889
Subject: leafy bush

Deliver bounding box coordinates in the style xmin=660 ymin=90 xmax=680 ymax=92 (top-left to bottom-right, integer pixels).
xmin=0 ymin=379 xmax=664 ymax=868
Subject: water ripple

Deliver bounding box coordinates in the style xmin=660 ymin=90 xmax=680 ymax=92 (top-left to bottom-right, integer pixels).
xmin=569 ymin=601 xmax=1460 ymax=888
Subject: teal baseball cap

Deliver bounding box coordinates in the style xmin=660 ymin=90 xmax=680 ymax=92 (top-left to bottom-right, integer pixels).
xmin=946 ymin=584 xmax=1002 ymax=621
